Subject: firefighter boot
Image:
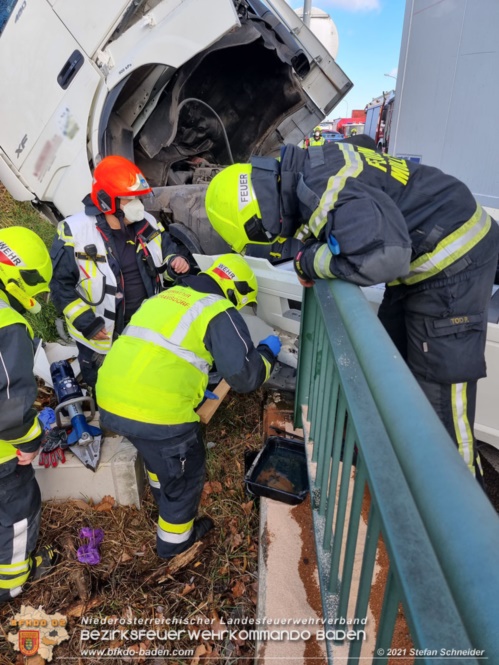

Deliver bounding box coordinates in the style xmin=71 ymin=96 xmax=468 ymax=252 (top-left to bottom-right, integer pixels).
xmin=29 ymin=545 xmax=58 ymax=581
xmin=191 ymin=516 xmax=214 ymax=543
xmin=160 ymin=517 xmax=214 ymax=559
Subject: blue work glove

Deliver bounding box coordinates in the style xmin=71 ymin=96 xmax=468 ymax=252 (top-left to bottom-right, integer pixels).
xmin=39 ymin=407 xmax=56 ymax=431
xmin=258 ymin=334 xmax=282 ymax=357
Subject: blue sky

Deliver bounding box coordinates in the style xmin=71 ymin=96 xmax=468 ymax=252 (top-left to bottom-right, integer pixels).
xmin=287 ymin=0 xmax=406 ymax=120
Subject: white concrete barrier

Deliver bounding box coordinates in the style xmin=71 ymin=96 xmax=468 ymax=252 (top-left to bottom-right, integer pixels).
xmin=35 ymin=435 xmax=145 ymax=508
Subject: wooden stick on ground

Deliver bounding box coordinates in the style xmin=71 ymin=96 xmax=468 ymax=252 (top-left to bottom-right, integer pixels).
xmin=142 ymin=540 xmax=206 ymax=585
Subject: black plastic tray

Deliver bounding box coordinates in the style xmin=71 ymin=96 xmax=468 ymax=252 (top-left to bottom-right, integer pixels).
xmin=244 ymin=436 xmax=309 ymax=505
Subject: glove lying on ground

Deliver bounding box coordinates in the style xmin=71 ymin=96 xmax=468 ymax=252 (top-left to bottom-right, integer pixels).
xmin=39 ymin=428 xmax=68 ymax=468
xmin=77 ymin=528 xmax=104 ymax=565
xmin=38 ymin=407 xmax=56 ymax=431
xmin=258 ymin=334 xmax=282 ymax=357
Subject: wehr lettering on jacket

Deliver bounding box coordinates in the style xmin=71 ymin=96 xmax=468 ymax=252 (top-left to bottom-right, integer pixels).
xmin=357 ymin=148 xmax=410 ymax=186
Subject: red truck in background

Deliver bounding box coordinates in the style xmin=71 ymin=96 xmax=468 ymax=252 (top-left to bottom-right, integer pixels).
xmin=332 ymin=109 xmax=366 ymax=138
xmin=364 ymin=90 xmax=395 ymax=152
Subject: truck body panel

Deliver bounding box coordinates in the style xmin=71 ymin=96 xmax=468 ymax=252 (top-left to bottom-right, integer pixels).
xmin=0 ymin=0 xmax=96 ymax=170
xmin=390 ymin=0 xmax=499 ymax=216
xmin=50 ymin=0 xmax=131 ymax=57
xmin=388 ymin=0 xmax=499 ymax=447
xmin=0 ymin=0 xmax=352 ymax=219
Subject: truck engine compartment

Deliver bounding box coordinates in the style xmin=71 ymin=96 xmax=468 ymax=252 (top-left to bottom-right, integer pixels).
xmin=100 ymin=6 xmax=309 ymax=191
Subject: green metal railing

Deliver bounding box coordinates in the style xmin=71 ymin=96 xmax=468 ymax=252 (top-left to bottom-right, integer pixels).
xmin=294 ymin=280 xmax=499 ymax=664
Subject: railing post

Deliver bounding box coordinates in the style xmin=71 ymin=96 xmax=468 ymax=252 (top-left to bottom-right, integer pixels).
xmin=295 ymin=279 xmax=499 ymax=661
xmin=294 ymin=287 xmax=316 ymax=429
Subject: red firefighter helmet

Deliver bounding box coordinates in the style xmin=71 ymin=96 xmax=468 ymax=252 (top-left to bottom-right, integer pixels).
xmin=90 ymin=155 xmax=152 ymax=214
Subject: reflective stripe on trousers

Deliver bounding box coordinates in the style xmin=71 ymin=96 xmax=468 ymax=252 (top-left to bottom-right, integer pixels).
xmin=147 ymin=469 xmax=161 ymax=489
xmin=0 ymin=498 xmax=41 ymax=602
xmin=129 ymin=425 xmax=206 ymax=558
xmin=157 ymin=516 xmax=194 ymax=544
xmin=0 ymin=468 xmax=41 ymax=602
xmin=451 ymin=383 xmax=480 ymax=477
xmin=0 ymin=520 xmax=31 ymax=595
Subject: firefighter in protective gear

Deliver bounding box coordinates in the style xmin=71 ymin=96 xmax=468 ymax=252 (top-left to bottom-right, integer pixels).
xmin=205 ymin=139 xmax=499 ymax=482
xmin=96 ymin=254 xmax=280 ymax=558
xmin=0 ymin=227 xmax=57 ymax=602
xmin=308 ymin=127 xmax=326 ymax=147
xmin=50 ymin=155 xmax=192 ymax=389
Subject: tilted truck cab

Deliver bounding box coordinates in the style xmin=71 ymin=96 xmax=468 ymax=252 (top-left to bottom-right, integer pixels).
xmin=0 ymin=0 xmax=352 ymax=227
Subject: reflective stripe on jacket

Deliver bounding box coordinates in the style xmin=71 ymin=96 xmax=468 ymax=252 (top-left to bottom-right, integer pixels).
xmin=0 ymin=299 xmax=40 ymax=465
xmin=279 ymin=143 xmax=490 ymax=287
xmin=96 ymin=286 xmax=233 ymax=425
xmin=389 ymin=204 xmax=492 ymax=285
xmin=58 ymin=211 xmax=164 ymax=353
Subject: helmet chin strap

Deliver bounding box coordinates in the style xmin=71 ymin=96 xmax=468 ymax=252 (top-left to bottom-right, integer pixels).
xmin=226 ymin=288 xmax=238 ymax=307
xmin=115 ymin=207 xmax=128 ymax=232
xmin=249 ymin=156 xmax=281 ymax=239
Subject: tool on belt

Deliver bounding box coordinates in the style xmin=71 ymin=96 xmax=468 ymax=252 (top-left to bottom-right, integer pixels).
xmin=50 ymin=360 xmax=102 ymax=471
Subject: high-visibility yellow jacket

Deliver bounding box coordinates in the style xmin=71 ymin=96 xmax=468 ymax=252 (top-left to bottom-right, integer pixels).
xmin=0 ymin=297 xmax=42 ymax=467
xmin=308 ymin=137 xmax=326 ymax=147
xmin=96 ymin=277 xmax=274 ymax=439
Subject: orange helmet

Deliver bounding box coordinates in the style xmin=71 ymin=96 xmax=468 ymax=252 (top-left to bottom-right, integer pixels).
xmin=91 ymin=155 xmax=152 ymax=214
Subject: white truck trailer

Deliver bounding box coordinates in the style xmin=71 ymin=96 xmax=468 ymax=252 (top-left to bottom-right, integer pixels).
xmin=389 ymin=0 xmax=499 ymax=449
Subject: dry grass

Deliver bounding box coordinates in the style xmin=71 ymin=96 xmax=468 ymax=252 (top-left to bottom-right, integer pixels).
xmin=0 ymin=184 xmax=56 ymax=248
xmin=0 ymin=391 xmax=266 ymax=665
xmin=0 ymin=184 xmax=59 ymax=341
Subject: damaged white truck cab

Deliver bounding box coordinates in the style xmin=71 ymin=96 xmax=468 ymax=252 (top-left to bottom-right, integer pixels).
xmin=0 ymin=0 xmax=351 ymax=228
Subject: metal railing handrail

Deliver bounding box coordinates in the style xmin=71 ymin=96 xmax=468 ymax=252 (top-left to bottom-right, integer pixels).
xmin=295 ymin=280 xmax=499 ymax=660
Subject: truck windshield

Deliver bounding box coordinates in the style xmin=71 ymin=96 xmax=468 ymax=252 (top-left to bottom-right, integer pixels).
xmin=0 ymin=0 xmax=18 ymax=37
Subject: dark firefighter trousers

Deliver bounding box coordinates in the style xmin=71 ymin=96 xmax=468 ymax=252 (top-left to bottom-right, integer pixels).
xmin=129 ymin=423 xmax=206 ymax=558
xmin=0 ymin=463 xmax=41 ymax=602
xmin=378 ymin=239 xmax=499 ymax=483
xmin=76 ymin=342 xmax=105 ymax=392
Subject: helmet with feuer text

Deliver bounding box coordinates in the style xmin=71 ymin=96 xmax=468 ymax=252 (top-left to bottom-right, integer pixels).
xmin=205 ymin=163 xmax=278 ymax=254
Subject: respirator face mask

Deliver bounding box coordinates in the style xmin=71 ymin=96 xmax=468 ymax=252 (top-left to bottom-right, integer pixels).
xmin=121 ymin=197 xmax=145 ymax=223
